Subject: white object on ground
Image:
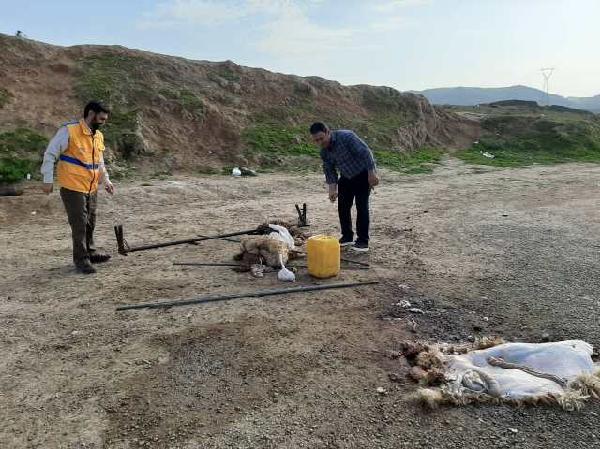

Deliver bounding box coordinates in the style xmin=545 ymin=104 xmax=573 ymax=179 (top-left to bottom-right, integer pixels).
xmin=444 ymin=340 xmax=597 ymax=400
xmin=267 ymin=223 xmax=295 ymax=250
xmin=232 ymin=167 xmax=242 ymax=177
xmin=278 ymin=267 xmax=295 ymax=282
xmin=277 ymin=253 xmax=295 ymax=282
xmin=481 ymin=151 xmax=495 ymax=159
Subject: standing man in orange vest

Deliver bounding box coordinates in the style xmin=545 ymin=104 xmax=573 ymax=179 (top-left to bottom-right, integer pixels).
xmin=41 ymin=101 xmax=115 ymax=274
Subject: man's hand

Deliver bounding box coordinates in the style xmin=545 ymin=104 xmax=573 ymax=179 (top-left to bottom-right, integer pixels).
xmin=104 ymin=180 xmax=115 ymax=195
xmin=42 ymin=183 xmax=53 ymax=194
xmin=328 ymin=184 xmax=338 ymax=203
xmin=368 ymin=170 xmax=380 ymax=188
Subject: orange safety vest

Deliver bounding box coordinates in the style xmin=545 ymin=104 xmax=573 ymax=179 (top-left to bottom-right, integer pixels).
xmin=56 ymin=119 xmax=105 ymax=194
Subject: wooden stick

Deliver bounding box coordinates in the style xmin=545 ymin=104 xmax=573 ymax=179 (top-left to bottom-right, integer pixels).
xmin=116 ymin=280 xmax=379 ymax=311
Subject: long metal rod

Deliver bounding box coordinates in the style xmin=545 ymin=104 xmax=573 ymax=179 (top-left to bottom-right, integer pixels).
xmin=174 ymin=262 xmax=310 ymax=268
xmin=197 ymin=234 xmax=241 ymax=243
xmin=121 ymin=228 xmax=257 ymax=254
xmin=173 ymin=262 xmax=368 ymax=270
xmin=174 ymin=262 xmax=242 ymax=267
xmin=116 ymin=281 xmax=379 ymax=311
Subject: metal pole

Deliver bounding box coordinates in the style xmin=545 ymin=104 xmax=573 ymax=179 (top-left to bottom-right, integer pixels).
xmin=116 ymin=280 xmax=379 ymax=311
xmin=117 ymin=228 xmax=258 ymax=255
xmin=173 ymin=262 xmax=368 ymax=270
xmin=197 ymin=234 xmax=241 ymax=243
xmin=174 ymin=262 xmax=244 ymax=267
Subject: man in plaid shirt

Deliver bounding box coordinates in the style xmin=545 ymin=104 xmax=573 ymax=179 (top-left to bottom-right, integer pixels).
xmin=310 ymin=122 xmax=379 ymax=252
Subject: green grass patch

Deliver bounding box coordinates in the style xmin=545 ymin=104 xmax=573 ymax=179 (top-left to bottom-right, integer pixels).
xmin=159 ymin=88 xmax=204 ymax=117
xmin=375 ymin=147 xmax=444 ymax=173
xmin=349 ymin=115 xmax=416 ymax=152
xmin=0 ymin=128 xmax=48 ymax=156
xmin=242 ymin=123 xmax=443 ymax=174
xmin=100 ymin=109 xmax=143 ymax=160
xmin=209 ymin=65 xmax=241 ymax=83
xmin=0 ymin=159 xmax=34 ymax=184
xmin=75 ymin=54 xmax=147 ymax=161
xmin=74 ymin=54 xmax=147 ymax=106
xmin=0 ymin=128 xmax=48 ymax=183
xmin=243 ymin=124 xmax=316 ymax=156
xmin=242 ymin=124 xmax=320 ymax=172
xmin=217 ymin=67 xmax=240 ymax=82
xmin=457 ymin=117 xmax=600 ymax=167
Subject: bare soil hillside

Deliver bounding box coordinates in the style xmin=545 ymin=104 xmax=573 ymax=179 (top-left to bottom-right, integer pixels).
xmin=0 ymin=33 xmax=477 ymax=174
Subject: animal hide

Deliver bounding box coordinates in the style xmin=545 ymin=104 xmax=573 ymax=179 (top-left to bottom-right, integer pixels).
xmin=402 ymin=339 xmax=600 ymax=411
xmin=234 ymin=236 xmax=289 ymax=269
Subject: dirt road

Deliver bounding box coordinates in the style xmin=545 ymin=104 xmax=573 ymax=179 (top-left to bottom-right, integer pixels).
xmin=1 ymin=159 xmax=599 ymax=448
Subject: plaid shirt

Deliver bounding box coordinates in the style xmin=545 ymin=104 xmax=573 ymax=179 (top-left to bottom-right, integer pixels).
xmin=320 ymin=130 xmax=376 ymax=184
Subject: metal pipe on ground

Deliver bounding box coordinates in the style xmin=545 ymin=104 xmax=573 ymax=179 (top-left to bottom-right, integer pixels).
xmin=114 ymin=224 xmax=258 ymax=255
xmin=173 ymin=262 xmax=369 ymax=270
xmin=115 ymin=280 xmax=379 ymax=311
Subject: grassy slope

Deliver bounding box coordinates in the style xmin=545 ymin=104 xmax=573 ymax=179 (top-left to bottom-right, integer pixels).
xmin=0 ymin=129 xmax=48 ymax=184
xmin=241 ymin=86 xmax=442 ymax=174
xmin=2 ymin=38 xmax=600 ymax=180
xmin=453 ymin=105 xmax=600 ymax=167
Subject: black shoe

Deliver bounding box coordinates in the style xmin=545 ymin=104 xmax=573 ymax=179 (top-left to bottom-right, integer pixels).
xmin=339 ymin=236 xmax=354 ymax=247
xmin=351 ymin=241 xmax=369 ymax=253
xmin=76 ymin=262 xmax=97 ymax=274
xmin=90 ymin=252 xmax=111 ymax=264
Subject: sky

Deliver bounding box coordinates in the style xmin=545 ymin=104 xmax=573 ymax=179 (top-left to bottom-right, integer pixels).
xmin=1 ymin=0 xmax=599 ymax=97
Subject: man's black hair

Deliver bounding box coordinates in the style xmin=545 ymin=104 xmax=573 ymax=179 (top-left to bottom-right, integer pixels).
xmin=309 ymin=122 xmax=329 ymax=134
xmin=83 ymin=101 xmax=110 ymax=118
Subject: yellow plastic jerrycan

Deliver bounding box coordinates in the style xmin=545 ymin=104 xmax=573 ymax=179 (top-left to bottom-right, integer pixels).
xmin=307 ymin=235 xmax=340 ymax=278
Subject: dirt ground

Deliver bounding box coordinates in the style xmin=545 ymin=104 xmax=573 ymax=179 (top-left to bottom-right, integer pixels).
xmin=1 ymin=158 xmax=600 ymax=449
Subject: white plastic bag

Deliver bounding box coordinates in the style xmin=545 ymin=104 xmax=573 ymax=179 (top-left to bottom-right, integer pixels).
xmin=278 ymin=266 xmax=295 ymax=282
xmin=277 ymin=253 xmax=295 ymax=282
xmin=267 ymin=224 xmax=295 ymax=249
xmin=232 ymin=167 xmax=242 ymax=177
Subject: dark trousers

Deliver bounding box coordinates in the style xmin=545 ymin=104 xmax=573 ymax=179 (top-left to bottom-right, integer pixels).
xmin=338 ymin=170 xmax=371 ymax=243
xmin=60 ymin=188 xmax=97 ymax=266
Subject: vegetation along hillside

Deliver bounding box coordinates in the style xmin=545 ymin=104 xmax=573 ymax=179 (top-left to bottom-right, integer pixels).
xmin=1 ymin=33 xmax=599 ymax=183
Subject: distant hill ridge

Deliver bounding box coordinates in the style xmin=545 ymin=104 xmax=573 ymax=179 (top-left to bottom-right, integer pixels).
xmin=414 ymin=85 xmax=600 ymax=113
